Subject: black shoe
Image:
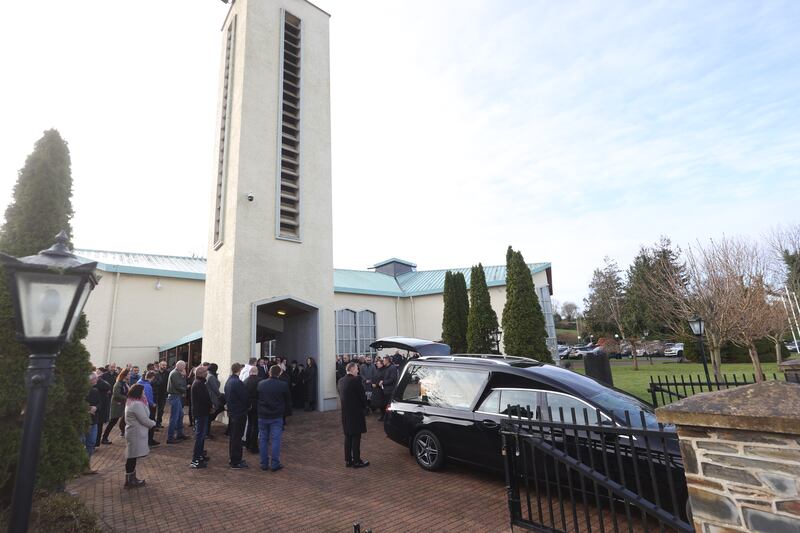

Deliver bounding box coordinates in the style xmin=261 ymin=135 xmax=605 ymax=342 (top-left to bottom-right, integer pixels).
xmin=166 ymin=438 xmax=179 ymax=444
xmin=271 ymin=464 xmax=284 ymax=472
xmin=260 ymin=465 xmax=270 ymax=471
xmin=353 ymin=460 xmax=370 ymax=468
xmin=229 ymin=461 xmax=249 ymax=469
xmin=346 ymin=461 xmax=353 ymax=468
xmin=190 ymin=460 xmax=207 ymax=469
xmin=101 ymin=439 xmax=112 ymax=445
xmin=177 ymin=435 xmax=189 ymax=441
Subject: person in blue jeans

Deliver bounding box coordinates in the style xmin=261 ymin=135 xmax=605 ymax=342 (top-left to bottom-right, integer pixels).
xmin=166 ymin=361 xmax=188 ymax=443
xmin=257 ymin=365 xmax=292 ymax=471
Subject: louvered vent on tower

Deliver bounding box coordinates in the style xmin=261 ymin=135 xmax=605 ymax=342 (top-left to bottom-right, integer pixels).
xmin=277 ymin=11 xmax=301 ymax=240
xmin=213 ymin=16 xmax=236 ymax=249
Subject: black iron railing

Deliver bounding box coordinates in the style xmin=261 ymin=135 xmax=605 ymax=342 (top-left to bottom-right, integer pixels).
xmin=648 ymin=372 xmax=797 ymax=407
xmin=501 ymin=407 xmax=692 ymax=533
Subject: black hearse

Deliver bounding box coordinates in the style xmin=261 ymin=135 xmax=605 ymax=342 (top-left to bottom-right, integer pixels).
xmin=382 ymin=353 xmax=688 ymax=517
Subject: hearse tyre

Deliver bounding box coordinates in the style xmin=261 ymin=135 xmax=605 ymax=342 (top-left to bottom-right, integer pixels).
xmin=413 ymin=429 xmax=445 ymax=471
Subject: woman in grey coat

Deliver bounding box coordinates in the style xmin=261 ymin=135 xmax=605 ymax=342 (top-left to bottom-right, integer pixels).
xmin=124 ymin=384 xmax=156 ymax=488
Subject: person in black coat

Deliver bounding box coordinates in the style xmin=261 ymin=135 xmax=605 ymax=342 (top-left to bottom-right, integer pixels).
xmin=378 ymin=356 xmax=398 ymax=421
xmin=338 ymin=362 xmax=369 ymax=468
xmin=303 ymin=357 xmax=318 ymax=411
xmin=190 ymin=366 xmax=213 ymax=468
xmin=243 ymin=367 xmax=263 ymax=454
xmin=291 ymin=362 xmax=305 ymax=408
xmin=224 ymin=363 xmax=250 ymax=469
xmin=370 ymin=358 xmax=386 ymax=414
xmin=94 ymin=370 xmax=112 ymax=447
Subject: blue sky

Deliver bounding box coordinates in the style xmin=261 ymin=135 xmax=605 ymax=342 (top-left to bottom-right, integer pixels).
xmin=0 ymin=0 xmax=797 ymax=306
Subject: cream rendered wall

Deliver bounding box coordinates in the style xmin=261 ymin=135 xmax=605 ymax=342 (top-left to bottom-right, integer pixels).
xmin=82 ymin=271 xmax=116 ymax=367
xmin=333 ymin=293 xmax=403 ymax=339
xmin=203 ymin=0 xmax=336 ymax=408
xmin=83 ymin=272 xmax=204 ymax=369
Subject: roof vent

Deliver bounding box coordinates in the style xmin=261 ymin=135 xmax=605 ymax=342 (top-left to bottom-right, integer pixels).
xmin=370 ymin=258 xmax=417 ymax=277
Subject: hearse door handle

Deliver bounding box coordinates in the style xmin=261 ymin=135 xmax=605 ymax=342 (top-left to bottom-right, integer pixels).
xmin=481 ymin=419 xmax=499 ymax=430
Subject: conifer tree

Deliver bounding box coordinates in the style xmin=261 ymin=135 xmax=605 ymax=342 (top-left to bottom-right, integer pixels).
xmin=0 ymin=130 xmax=92 ymax=504
xmin=441 ymin=271 xmax=468 ymax=353
xmin=453 ymin=272 xmax=469 ymax=353
xmin=466 ymin=264 xmax=498 ymax=354
xmin=502 ymin=246 xmax=552 ymax=363
xmin=441 ymin=271 xmax=457 ymax=346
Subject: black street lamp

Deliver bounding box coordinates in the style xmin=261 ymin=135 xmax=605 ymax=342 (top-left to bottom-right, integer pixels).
xmin=491 ymin=328 xmax=502 ymax=355
xmin=688 ymin=315 xmax=712 ymax=386
xmin=1 ymin=231 xmax=98 ymax=533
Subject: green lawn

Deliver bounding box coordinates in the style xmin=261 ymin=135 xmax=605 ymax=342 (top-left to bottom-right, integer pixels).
xmin=573 ymin=361 xmax=783 ymax=403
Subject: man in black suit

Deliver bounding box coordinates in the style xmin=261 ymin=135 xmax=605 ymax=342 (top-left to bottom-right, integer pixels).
xmin=338 ymin=362 xmax=369 ymax=468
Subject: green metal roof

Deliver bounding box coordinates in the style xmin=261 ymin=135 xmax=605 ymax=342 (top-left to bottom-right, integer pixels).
xmin=394 ymin=263 xmax=550 ymax=297
xmin=332 ymin=269 xmax=404 ymax=297
xmin=76 ymin=249 xmax=550 ymax=298
xmin=75 ymin=249 xmax=206 ymax=280
xmin=333 ymin=262 xmax=550 ymax=297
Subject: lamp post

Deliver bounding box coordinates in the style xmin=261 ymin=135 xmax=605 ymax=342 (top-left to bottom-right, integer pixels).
xmin=1 ymin=231 xmax=98 ymax=533
xmin=491 ymin=328 xmax=502 ymax=355
xmin=688 ymin=316 xmax=711 ymax=386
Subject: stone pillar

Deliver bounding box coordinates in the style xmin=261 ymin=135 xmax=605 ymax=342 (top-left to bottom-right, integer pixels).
xmin=656 ymin=381 xmax=800 ymax=533
xmin=778 ymin=359 xmax=800 ymax=383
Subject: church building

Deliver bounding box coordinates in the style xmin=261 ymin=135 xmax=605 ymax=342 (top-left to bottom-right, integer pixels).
xmin=76 ymin=0 xmax=557 ymax=411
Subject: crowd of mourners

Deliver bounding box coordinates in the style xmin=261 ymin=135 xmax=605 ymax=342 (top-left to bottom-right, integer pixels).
xmin=334 ymin=352 xmax=417 ymax=421
xmin=81 ymin=356 xmax=319 ymax=488
xmin=78 ymin=352 xmax=418 ymax=489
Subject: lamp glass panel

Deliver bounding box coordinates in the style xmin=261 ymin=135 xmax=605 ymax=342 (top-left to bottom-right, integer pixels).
xmin=688 ymin=318 xmax=704 ymax=336
xmin=66 ymin=280 xmax=93 ymax=340
xmin=15 ymin=271 xmax=81 ymax=340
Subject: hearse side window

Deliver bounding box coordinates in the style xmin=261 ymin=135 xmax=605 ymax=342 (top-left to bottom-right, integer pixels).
xmin=500 ymin=389 xmax=543 ymax=418
xmin=544 ymin=392 xmax=603 ymax=422
xmin=477 ymin=390 xmax=501 ymax=414
xmin=398 ymin=364 xmax=487 ymax=410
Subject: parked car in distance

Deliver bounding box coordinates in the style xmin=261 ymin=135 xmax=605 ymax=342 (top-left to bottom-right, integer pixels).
xmin=569 ymin=345 xmax=595 ymax=359
xmin=785 ymin=340 xmax=800 ymax=353
xmin=664 ymin=342 xmax=684 ymax=358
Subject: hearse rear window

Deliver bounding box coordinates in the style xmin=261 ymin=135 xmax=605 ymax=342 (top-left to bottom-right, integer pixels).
xmin=398 ymin=364 xmax=488 ymax=410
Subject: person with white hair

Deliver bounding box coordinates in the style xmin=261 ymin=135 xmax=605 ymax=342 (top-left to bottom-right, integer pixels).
xmin=166 ymin=360 xmax=188 ymax=444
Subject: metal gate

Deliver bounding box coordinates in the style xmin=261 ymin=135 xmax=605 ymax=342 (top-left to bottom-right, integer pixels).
xmin=648 ymin=372 xmax=796 ymax=407
xmin=501 ymin=408 xmax=692 ymax=532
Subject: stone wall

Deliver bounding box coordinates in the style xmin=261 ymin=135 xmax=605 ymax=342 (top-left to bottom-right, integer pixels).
xmin=657 ymin=380 xmax=800 ymax=533
xmin=677 ymin=426 xmax=800 ymax=532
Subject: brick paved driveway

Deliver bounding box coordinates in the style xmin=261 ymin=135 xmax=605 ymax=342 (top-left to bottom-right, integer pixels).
xmin=70 ymin=410 xmax=512 ymax=532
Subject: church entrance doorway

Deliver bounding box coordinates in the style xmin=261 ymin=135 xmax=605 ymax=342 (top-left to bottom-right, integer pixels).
xmin=252 ymin=297 xmax=320 ymax=368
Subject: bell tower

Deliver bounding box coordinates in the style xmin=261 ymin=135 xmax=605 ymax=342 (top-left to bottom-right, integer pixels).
xmin=202 ymin=0 xmax=335 ymax=409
